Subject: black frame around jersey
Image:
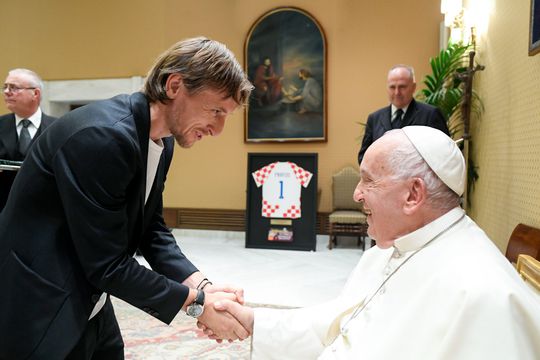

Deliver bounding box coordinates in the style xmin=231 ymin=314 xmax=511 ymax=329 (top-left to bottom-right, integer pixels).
xmin=246 ymin=152 xmax=317 ymax=251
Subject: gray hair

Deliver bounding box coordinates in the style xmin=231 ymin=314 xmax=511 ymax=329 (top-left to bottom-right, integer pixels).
xmin=386 ymin=131 xmax=460 ymax=211
xmin=9 ymin=68 xmax=44 ymax=90
xmin=389 ymin=64 xmax=416 ymax=82
xmin=143 ymin=37 xmax=253 ymax=105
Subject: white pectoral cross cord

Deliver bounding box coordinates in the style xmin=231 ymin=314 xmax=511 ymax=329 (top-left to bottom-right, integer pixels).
xmin=335 ymin=213 xmax=466 ymax=344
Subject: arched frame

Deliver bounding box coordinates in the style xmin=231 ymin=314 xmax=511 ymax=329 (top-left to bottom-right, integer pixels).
xmin=530 ymin=0 xmax=540 ymax=56
xmin=244 ymin=7 xmax=327 ymax=143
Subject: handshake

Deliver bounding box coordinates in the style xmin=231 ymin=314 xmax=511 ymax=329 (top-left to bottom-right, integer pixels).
xmin=187 ymin=282 xmax=254 ymax=342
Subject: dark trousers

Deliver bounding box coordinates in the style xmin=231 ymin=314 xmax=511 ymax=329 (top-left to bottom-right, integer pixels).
xmin=66 ymin=297 xmax=124 ymax=360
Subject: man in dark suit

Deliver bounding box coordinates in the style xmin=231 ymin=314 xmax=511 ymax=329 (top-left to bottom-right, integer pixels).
xmin=0 ymin=37 xmax=253 ymax=360
xmin=0 ymin=68 xmax=56 ymax=211
xmin=358 ymin=64 xmax=449 ymax=164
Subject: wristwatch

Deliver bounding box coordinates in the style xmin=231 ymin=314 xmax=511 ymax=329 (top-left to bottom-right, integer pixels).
xmin=186 ymin=289 xmax=205 ymax=318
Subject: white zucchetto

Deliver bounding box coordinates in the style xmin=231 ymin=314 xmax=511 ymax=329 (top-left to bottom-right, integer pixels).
xmin=402 ymin=126 xmax=466 ymax=196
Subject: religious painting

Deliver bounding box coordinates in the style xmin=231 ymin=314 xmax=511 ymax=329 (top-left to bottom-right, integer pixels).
xmin=530 ymin=0 xmax=540 ymax=55
xmin=244 ymin=7 xmax=327 ymax=142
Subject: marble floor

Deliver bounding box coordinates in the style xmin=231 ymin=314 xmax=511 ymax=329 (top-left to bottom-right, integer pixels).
xmin=138 ymin=229 xmax=369 ymax=308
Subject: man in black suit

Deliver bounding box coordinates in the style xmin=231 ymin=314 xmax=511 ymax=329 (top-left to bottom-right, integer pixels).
xmin=0 ymin=37 xmax=253 ymax=359
xmin=358 ymin=64 xmax=449 ymax=164
xmin=0 ymin=68 xmax=56 ymax=211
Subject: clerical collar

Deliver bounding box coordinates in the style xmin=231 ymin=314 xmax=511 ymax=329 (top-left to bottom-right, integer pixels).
xmin=393 ymin=207 xmax=465 ymax=254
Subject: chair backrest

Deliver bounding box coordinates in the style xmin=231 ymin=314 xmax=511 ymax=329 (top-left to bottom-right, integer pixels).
xmin=505 ymin=223 xmax=540 ymax=264
xmin=332 ymin=166 xmax=363 ymax=211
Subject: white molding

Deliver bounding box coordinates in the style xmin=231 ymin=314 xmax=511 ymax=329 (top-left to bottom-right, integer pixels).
xmin=440 ymin=21 xmax=450 ymax=50
xmin=41 ymin=76 xmax=144 ymax=117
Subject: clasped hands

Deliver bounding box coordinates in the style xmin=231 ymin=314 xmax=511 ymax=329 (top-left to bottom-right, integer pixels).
xmin=196 ymin=283 xmax=254 ymax=343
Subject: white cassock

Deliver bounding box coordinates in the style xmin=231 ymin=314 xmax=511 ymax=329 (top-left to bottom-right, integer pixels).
xmin=251 ymin=208 xmax=540 ymax=360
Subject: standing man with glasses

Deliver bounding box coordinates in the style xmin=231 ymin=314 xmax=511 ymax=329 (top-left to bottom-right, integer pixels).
xmin=0 ymin=68 xmax=57 ymax=211
xmin=357 ymin=64 xmax=449 ymax=165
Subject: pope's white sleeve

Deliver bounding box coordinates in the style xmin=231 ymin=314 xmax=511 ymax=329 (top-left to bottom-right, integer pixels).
xmin=251 ymin=301 xmax=343 ymax=360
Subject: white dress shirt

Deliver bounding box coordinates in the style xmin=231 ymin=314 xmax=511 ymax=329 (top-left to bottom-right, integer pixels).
xmin=15 ymin=108 xmax=42 ymax=139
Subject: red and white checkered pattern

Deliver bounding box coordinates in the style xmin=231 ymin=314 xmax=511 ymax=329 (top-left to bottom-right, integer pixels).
xmin=282 ymin=204 xmax=301 ymax=219
xmin=252 ymin=162 xmax=276 ymax=187
xmin=262 ymin=201 xmax=280 ymax=217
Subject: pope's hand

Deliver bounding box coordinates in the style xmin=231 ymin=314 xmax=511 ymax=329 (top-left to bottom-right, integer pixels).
xmin=198 ymin=299 xmax=254 ymax=343
xmin=214 ymin=299 xmax=254 ymax=333
xmin=196 ymin=291 xmax=250 ymax=342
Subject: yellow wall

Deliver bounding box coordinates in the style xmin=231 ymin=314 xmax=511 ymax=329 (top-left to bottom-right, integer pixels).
xmin=0 ymin=0 xmax=442 ymax=212
xmin=470 ymin=0 xmax=540 ymax=251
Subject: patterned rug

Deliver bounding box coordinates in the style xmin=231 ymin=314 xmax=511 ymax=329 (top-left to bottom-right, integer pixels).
xmin=112 ymin=297 xmax=251 ymax=359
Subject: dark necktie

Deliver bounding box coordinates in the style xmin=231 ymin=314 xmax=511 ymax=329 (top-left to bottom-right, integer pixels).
xmin=392 ymin=109 xmax=404 ymax=129
xmin=18 ymin=119 xmax=32 ymax=156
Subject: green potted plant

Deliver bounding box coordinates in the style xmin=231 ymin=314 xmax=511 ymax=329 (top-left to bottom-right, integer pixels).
xmin=416 ymin=42 xmax=483 ymax=205
xmin=416 ymin=42 xmax=482 ymax=137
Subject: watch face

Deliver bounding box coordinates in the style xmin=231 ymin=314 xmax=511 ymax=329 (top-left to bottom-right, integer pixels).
xmin=187 ymin=303 xmax=204 ymax=318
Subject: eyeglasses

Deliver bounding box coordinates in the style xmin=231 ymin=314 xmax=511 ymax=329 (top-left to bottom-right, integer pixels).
xmin=2 ymin=84 xmax=36 ymax=93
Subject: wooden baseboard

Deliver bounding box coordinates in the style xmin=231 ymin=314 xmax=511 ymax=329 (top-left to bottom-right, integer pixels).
xmin=163 ymin=208 xmax=330 ymax=234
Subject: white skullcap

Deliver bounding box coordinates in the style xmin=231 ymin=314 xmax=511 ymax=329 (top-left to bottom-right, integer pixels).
xmin=402 ymin=126 xmax=466 ymax=196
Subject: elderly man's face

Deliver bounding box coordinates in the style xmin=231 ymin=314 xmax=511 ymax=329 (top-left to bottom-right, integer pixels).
xmin=354 ymin=137 xmax=410 ymax=248
xmin=3 ymin=72 xmax=40 ymax=118
xmin=386 ymin=67 xmax=416 ymax=109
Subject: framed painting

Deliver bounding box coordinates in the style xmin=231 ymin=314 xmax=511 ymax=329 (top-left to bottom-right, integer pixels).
xmin=530 ymin=0 xmax=540 ymax=55
xmin=244 ymin=7 xmax=327 ymax=142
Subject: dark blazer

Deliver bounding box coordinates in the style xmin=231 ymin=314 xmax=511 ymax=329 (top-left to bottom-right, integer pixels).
xmin=0 ymin=112 xmax=56 ymax=211
xmin=0 ymin=93 xmax=198 ymax=359
xmin=357 ymin=99 xmax=449 ymax=164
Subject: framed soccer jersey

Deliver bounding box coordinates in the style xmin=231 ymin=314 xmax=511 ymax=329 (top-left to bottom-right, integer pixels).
xmin=246 ymin=153 xmax=317 ymax=251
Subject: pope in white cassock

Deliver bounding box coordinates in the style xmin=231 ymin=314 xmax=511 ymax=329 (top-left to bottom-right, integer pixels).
xmin=211 ymin=126 xmax=540 ymax=359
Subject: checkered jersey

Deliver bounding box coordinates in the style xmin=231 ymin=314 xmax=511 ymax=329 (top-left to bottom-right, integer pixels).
xmin=252 ymin=161 xmax=313 ymax=218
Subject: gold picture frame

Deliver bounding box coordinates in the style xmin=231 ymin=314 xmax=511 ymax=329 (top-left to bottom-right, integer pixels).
xmin=244 ymin=7 xmax=327 ymax=142
xmin=529 ymin=0 xmax=540 ymax=55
